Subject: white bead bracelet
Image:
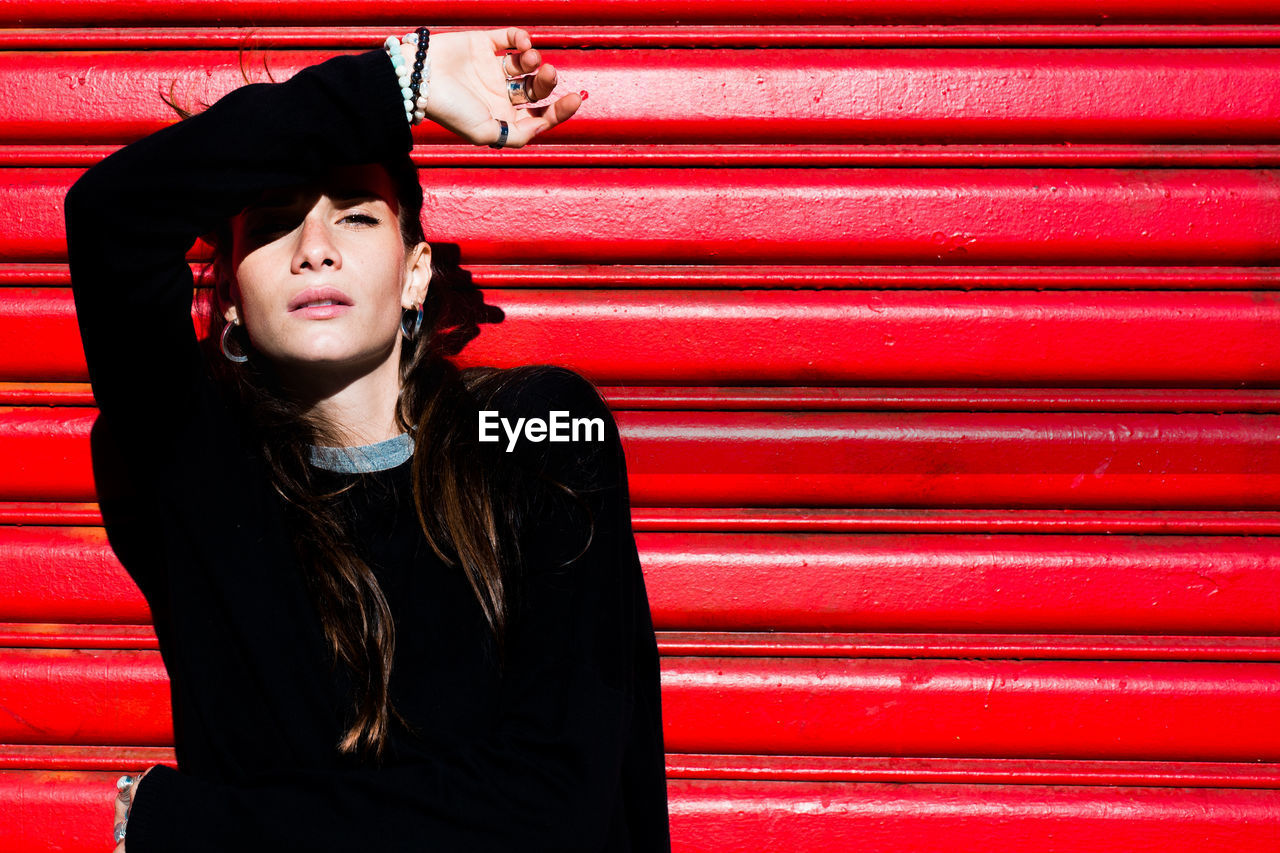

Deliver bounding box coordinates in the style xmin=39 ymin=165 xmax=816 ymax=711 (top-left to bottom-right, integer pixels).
xmin=383 ymin=29 xmax=430 ymax=125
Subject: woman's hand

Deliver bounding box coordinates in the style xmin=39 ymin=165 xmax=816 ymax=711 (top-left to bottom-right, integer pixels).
xmin=399 ymin=27 xmax=583 ymax=148
xmin=112 ymin=766 xmax=155 ymax=852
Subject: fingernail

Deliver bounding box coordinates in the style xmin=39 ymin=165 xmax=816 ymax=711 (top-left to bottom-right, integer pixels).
xmin=579 ymin=90 xmax=589 ymax=100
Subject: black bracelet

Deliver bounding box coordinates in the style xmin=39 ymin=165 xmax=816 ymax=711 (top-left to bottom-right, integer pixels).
xmin=384 ymin=28 xmax=431 ymax=125
xmin=407 ymin=27 xmax=430 ymax=124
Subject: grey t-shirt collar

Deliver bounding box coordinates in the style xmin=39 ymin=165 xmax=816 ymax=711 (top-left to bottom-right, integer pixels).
xmin=307 ymin=430 xmax=414 ymax=473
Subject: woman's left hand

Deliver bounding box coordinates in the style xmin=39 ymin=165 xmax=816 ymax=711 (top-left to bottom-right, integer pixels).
xmin=113 ymin=766 xmax=154 ymax=852
xmin=399 ymin=27 xmax=584 ymax=149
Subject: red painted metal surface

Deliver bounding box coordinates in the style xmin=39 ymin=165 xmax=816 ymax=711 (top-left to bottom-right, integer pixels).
xmin=4 ymin=648 xmax=1278 ymax=762
xmin=5 ymin=0 xmax=1280 ymax=26
xmin=633 ymin=532 xmax=1280 ymax=632
xmin=0 ymin=527 xmax=150 ymax=623
xmin=452 ymin=290 xmax=1280 ymax=384
xmin=10 ymin=381 xmax=1280 ymax=412
xmin=10 ymin=25 xmax=1280 ymax=50
xmin=663 ymin=780 xmax=1280 ymax=852
xmin=654 ymin=633 xmax=1280 ymax=662
xmin=9 ymin=260 xmax=1280 ymax=290
xmin=16 ymin=142 xmax=1280 ymax=167
xmin=5 ymin=621 xmax=1280 ymax=663
xmin=12 ymin=168 xmax=1280 ymax=265
xmin=6 ymin=49 xmax=1280 ymax=144
xmin=628 ymin=507 xmax=1280 ymax=534
xmin=11 ymin=501 xmax=1280 ymax=535
xmin=5 ymin=286 xmax=1280 ymax=384
xmin=5 ymin=522 xmax=1279 ymax=633
xmin=4 ymin=6 xmax=1280 ymax=850
xmin=2 ymin=407 xmax=1278 ymax=506
xmin=5 ymin=744 xmax=1280 ymax=788
xmin=12 ymin=379 xmax=1280 ymax=412
xmin=2 ymin=772 xmax=1277 ymax=852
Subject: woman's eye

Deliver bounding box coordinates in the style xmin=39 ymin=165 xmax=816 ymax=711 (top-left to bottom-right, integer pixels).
xmin=247 ymin=213 xmax=378 ymax=236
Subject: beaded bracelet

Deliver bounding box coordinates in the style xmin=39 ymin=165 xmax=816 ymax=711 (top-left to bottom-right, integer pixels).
xmin=383 ymin=27 xmax=430 ymax=125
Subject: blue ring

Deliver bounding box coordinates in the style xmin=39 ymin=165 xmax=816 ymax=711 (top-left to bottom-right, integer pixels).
xmin=489 ymin=119 xmax=509 ymax=150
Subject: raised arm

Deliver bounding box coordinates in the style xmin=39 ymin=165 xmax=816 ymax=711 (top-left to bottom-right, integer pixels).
xmin=120 ymin=368 xmax=663 ymax=852
xmin=65 ymin=48 xmax=405 ymax=462
xmin=65 ymin=28 xmax=580 ymax=465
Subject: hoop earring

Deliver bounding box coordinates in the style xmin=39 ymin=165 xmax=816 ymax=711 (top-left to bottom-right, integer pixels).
xmin=220 ymin=319 xmax=250 ymax=363
xmin=400 ymin=303 xmax=424 ymax=341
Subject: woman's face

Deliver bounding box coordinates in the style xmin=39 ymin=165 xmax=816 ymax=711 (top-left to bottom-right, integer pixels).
xmin=225 ymin=163 xmax=430 ymax=381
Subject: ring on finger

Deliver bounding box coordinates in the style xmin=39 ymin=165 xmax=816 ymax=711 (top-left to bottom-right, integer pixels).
xmin=489 ymin=119 xmax=509 ymax=150
xmin=506 ymin=75 xmax=538 ymax=105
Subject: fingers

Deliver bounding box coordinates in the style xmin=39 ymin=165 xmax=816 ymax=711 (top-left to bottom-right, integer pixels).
xmin=486 ymin=26 xmax=532 ymax=53
xmin=504 ymin=62 xmax=557 ymax=106
xmin=505 ymin=92 xmax=583 ymax=147
xmin=501 ymin=48 xmax=540 ymax=79
xmin=471 ymin=28 xmax=583 ymax=148
xmin=524 ymin=62 xmax=557 ymax=103
xmin=490 ymin=33 xmax=558 ymax=106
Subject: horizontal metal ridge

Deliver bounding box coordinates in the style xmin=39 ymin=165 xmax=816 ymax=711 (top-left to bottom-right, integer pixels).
xmin=4 ymin=650 xmax=1278 ymax=760
xmin=6 ymin=382 xmax=1280 ymax=411
xmin=655 ymin=632 xmax=1280 ymax=660
xmin=630 ymin=507 xmax=1280 ymax=533
xmin=12 ymin=143 xmax=1280 ymax=167
xmin=2 ymin=409 xmax=1279 ymax=506
xmin=13 ymin=527 xmax=1277 ymax=632
xmin=9 ymin=262 xmax=1280 ymax=289
xmin=18 ymin=168 xmax=1280 ymax=265
xmin=0 ymin=745 xmax=1277 ymax=788
xmin=7 ymin=775 xmax=1278 ymax=849
xmin=664 ymin=754 xmax=1280 ymax=787
xmin=10 ymin=50 xmax=1280 ymax=145
xmin=5 ymin=0 xmax=1280 ymax=26
xmin=4 ymin=623 xmax=1277 ymax=659
xmin=9 ymin=504 xmax=1280 ymax=533
xmin=8 ymin=287 xmax=1280 ymax=384
xmin=7 ymin=25 xmax=1280 ymax=48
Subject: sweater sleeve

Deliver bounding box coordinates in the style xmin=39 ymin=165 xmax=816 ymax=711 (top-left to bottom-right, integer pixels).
xmin=63 ymin=48 xmax=412 ymax=465
xmin=123 ymin=368 xmax=649 ymax=852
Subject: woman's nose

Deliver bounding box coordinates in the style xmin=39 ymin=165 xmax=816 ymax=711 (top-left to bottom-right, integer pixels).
xmin=291 ymin=214 xmax=341 ymax=273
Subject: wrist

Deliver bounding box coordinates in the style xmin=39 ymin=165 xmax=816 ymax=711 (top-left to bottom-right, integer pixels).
xmin=383 ymin=29 xmax=431 ymax=126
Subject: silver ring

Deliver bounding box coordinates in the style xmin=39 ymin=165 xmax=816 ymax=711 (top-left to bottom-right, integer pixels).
xmin=488 ymin=119 xmax=509 ymax=150
xmin=116 ymin=774 xmax=135 ymax=792
xmin=114 ymin=821 xmax=128 ymax=843
xmin=506 ymin=76 xmax=536 ymax=106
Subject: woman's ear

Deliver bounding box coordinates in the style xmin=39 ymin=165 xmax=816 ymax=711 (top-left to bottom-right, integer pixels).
xmin=217 ymin=274 xmax=241 ymax=324
xmin=403 ymin=241 xmax=433 ymax=307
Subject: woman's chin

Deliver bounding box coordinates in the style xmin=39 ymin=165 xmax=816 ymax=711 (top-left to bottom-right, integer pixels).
xmin=270 ymin=343 xmax=387 ymax=374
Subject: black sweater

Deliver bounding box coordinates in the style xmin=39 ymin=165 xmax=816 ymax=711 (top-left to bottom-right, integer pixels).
xmin=63 ymin=47 xmax=670 ymax=852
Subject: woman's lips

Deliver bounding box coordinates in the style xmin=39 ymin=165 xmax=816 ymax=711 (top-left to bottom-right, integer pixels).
xmin=293 ymin=303 xmax=352 ymax=319
xmin=288 ymin=285 xmax=353 ymax=313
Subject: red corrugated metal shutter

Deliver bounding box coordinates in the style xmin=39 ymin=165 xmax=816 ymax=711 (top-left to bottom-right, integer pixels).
xmin=2 ymin=3 xmax=1279 ymax=850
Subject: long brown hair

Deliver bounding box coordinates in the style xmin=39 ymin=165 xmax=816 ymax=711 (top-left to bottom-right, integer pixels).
xmin=170 ymin=58 xmax=593 ymax=764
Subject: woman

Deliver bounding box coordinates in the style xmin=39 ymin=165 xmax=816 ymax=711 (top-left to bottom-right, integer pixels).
xmin=64 ymin=27 xmax=670 ymax=852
